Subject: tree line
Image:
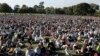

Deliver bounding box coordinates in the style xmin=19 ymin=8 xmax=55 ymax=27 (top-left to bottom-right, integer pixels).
xmin=0 ymin=2 xmax=100 ymax=16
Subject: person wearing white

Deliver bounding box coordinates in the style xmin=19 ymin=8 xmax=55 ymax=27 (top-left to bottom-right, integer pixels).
xmin=65 ymin=47 xmax=70 ymax=56
xmin=15 ymin=46 xmax=21 ymax=56
xmin=34 ymin=45 xmax=41 ymax=56
xmin=25 ymin=49 xmax=35 ymax=56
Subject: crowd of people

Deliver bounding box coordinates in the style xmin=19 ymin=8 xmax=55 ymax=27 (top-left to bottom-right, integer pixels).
xmin=0 ymin=14 xmax=100 ymax=56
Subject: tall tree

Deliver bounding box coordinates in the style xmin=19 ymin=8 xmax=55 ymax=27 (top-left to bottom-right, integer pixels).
xmin=13 ymin=5 xmax=20 ymax=13
xmin=90 ymin=3 xmax=99 ymax=10
xmin=55 ymin=8 xmax=65 ymax=14
xmin=28 ymin=7 xmax=34 ymax=13
xmin=45 ymin=7 xmax=55 ymax=14
xmin=64 ymin=7 xmax=74 ymax=15
xmin=18 ymin=5 xmax=28 ymax=13
xmin=74 ymin=3 xmax=96 ymax=15
xmin=38 ymin=1 xmax=45 ymax=13
xmin=33 ymin=5 xmax=39 ymax=13
xmin=0 ymin=3 xmax=13 ymax=13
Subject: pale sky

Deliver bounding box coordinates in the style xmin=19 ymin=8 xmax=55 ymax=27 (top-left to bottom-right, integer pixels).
xmin=0 ymin=0 xmax=100 ymax=8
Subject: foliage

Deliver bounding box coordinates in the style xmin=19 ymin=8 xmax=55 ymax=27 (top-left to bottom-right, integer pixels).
xmin=0 ymin=3 xmax=13 ymax=13
xmin=0 ymin=2 xmax=100 ymax=16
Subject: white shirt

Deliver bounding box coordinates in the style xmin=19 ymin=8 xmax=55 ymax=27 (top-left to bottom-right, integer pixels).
xmin=94 ymin=30 xmax=98 ymax=35
xmin=25 ymin=49 xmax=35 ymax=56
xmin=15 ymin=47 xmax=21 ymax=53
xmin=88 ymin=37 xmax=93 ymax=43
xmin=65 ymin=48 xmax=69 ymax=56
xmin=34 ymin=47 xmax=41 ymax=55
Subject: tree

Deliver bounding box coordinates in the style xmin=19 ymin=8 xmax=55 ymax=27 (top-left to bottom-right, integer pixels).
xmin=55 ymin=8 xmax=65 ymax=14
xmin=33 ymin=5 xmax=39 ymax=13
xmin=95 ymin=10 xmax=100 ymax=16
xmin=74 ymin=3 xmax=96 ymax=15
xmin=45 ymin=7 xmax=55 ymax=14
xmin=0 ymin=3 xmax=13 ymax=13
xmin=0 ymin=2 xmax=99 ymax=16
xmin=90 ymin=3 xmax=99 ymax=10
xmin=13 ymin=5 xmax=20 ymax=13
xmin=28 ymin=7 xmax=34 ymax=13
xmin=64 ymin=7 xmax=74 ymax=15
xmin=38 ymin=1 xmax=45 ymax=13
xmin=18 ymin=5 xmax=28 ymax=13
